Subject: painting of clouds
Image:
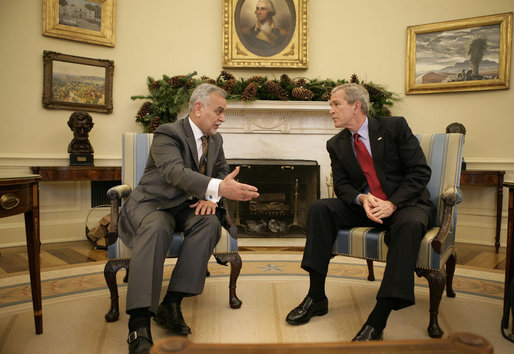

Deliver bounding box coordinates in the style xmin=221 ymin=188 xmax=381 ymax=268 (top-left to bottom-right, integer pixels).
xmin=415 ymin=24 xmax=500 ymax=84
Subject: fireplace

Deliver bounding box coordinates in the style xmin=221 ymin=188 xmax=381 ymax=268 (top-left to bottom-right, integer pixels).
xmin=219 ymin=100 xmax=337 ymax=237
xmin=227 ymin=159 xmax=319 ymax=237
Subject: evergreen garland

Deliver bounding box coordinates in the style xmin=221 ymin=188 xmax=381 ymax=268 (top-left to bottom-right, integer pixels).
xmin=131 ymin=71 xmax=399 ymax=133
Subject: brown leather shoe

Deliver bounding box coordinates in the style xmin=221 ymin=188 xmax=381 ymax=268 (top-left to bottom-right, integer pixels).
xmin=352 ymin=324 xmax=384 ymax=341
xmin=286 ymin=296 xmax=328 ymax=325
xmin=154 ymin=302 xmax=192 ymax=336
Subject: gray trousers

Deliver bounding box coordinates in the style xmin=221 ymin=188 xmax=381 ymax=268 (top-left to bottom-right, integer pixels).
xmin=126 ymin=203 xmax=221 ymax=314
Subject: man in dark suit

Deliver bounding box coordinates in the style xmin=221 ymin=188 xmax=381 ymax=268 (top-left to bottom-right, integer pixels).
xmin=285 ymin=83 xmax=436 ymax=341
xmin=119 ymin=84 xmax=259 ymax=354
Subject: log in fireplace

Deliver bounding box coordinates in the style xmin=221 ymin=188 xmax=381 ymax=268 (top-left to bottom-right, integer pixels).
xmin=226 ymin=159 xmax=320 ymax=237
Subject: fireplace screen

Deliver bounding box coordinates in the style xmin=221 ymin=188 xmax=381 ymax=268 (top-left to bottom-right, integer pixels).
xmin=226 ymin=159 xmax=319 ymax=237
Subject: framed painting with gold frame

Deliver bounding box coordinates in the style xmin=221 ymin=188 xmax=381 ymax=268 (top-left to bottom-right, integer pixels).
xmin=42 ymin=51 xmax=114 ymax=113
xmin=43 ymin=0 xmax=116 ymax=47
xmin=223 ymin=0 xmax=308 ymax=68
xmin=406 ymin=12 xmax=512 ymax=94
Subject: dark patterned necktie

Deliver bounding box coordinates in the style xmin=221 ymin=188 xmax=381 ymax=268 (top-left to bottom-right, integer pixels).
xmin=353 ymin=133 xmax=387 ymax=200
xmin=199 ymin=135 xmax=208 ymax=174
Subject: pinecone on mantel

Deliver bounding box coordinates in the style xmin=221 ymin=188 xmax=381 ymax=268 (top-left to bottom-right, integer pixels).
xmin=241 ymin=82 xmax=259 ymax=101
xmin=149 ymin=116 xmax=162 ymax=133
xmin=292 ymin=87 xmax=314 ymax=100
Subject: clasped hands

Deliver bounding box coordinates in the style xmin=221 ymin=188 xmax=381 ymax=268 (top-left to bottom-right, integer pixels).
xmin=191 ymin=166 xmax=259 ymax=216
xmin=359 ymin=193 xmax=397 ymax=224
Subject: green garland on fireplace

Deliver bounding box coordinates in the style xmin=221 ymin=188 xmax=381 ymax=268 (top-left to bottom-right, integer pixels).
xmin=131 ymin=71 xmax=399 ymax=133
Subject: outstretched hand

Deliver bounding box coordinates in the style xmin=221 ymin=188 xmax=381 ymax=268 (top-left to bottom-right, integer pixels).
xmin=219 ymin=166 xmax=259 ymax=201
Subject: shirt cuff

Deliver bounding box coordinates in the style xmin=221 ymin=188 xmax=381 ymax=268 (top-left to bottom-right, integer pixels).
xmin=205 ymin=178 xmax=222 ymax=203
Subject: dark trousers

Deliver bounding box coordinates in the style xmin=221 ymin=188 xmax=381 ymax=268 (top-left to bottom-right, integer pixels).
xmin=301 ymin=198 xmax=434 ymax=309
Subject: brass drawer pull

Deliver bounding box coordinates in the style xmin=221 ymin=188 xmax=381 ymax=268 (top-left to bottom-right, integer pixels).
xmin=1 ymin=193 xmax=20 ymax=210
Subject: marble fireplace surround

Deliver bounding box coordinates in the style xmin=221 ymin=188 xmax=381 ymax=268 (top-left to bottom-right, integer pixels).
xmin=220 ymin=100 xmax=338 ymax=199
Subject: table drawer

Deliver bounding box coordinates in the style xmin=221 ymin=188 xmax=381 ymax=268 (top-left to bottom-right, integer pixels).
xmin=0 ymin=184 xmax=34 ymax=217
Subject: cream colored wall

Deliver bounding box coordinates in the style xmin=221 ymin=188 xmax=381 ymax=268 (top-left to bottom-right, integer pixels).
xmin=0 ymin=0 xmax=513 ymax=247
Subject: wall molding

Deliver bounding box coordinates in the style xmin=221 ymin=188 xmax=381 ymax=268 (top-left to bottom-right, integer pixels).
xmin=222 ymin=100 xmax=337 ymax=135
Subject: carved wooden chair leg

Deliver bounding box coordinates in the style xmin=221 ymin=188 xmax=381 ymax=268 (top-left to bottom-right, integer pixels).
xmin=123 ymin=266 xmax=129 ymax=283
xmin=104 ymin=259 xmax=130 ymax=322
xmin=215 ymin=253 xmax=243 ymax=309
xmin=445 ymin=252 xmax=457 ymax=298
xmin=366 ymin=259 xmax=375 ymax=281
xmin=417 ymin=268 xmax=445 ymax=338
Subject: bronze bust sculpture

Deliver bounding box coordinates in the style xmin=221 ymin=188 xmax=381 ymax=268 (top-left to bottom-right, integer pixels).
xmin=67 ymin=111 xmax=94 ymax=165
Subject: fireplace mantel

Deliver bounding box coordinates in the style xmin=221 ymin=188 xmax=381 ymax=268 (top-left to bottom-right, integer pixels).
xmin=222 ymin=100 xmax=336 ymax=135
xmin=221 ymin=100 xmax=337 ymax=199
xmin=227 ymin=100 xmax=329 ymax=112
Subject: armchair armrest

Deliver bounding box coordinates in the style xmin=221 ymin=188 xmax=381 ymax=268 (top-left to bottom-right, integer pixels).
xmin=431 ymin=186 xmax=463 ymax=253
xmin=107 ymin=184 xmax=132 ymax=200
xmin=106 ymin=184 xmax=132 ymax=246
xmin=441 ymin=187 xmax=463 ymax=204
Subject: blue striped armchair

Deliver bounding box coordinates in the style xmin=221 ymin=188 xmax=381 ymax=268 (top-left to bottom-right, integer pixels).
xmin=103 ymin=133 xmax=242 ymax=322
xmin=332 ymin=133 xmax=465 ymax=338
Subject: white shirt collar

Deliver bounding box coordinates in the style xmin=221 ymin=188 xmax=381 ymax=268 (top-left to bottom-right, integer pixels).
xmin=188 ymin=117 xmax=204 ymax=141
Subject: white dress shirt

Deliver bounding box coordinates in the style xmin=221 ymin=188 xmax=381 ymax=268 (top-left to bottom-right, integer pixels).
xmin=189 ymin=118 xmax=222 ymax=203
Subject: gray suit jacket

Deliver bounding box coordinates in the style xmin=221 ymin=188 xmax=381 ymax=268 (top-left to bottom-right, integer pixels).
xmin=118 ymin=117 xmax=230 ymax=246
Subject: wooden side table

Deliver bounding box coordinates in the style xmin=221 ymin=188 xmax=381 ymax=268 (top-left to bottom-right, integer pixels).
xmin=460 ymin=170 xmax=505 ymax=253
xmin=31 ymin=166 xmax=121 ymax=181
xmin=0 ymin=176 xmax=43 ymax=334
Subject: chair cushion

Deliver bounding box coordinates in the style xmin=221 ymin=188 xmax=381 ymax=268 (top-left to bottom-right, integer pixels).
xmin=108 ymin=226 xmax=238 ymax=259
xmin=332 ymin=226 xmax=453 ymax=270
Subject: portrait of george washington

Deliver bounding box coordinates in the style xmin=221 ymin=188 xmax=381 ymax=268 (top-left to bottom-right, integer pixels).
xmin=235 ymin=0 xmax=296 ymax=57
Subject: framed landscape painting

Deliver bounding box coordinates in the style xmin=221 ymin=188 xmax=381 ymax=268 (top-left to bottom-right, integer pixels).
xmin=42 ymin=51 xmax=114 ymax=113
xmin=406 ymin=12 xmax=512 ymax=94
xmin=43 ymin=0 xmax=116 ymax=47
xmin=222 ymin=0 xmax=308 ymax=68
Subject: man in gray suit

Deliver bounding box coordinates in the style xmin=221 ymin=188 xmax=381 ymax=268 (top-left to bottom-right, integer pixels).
xmin=120 ymin=84 xmax=259 ymax=354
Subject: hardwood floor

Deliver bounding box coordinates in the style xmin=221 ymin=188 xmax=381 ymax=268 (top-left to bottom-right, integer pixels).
xmin=0 ymin=240 xmax=106 ymax=276
xmin=0 ymin=240 xmax=506 ymax=276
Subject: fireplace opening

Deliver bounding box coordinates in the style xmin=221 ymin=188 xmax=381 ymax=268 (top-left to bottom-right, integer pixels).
xmin=226 ymin=159 xmax=320 ymax=237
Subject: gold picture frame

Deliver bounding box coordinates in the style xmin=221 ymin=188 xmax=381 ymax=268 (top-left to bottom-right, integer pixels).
xmin=42 ymin=51 xmax=114 ymax=113
xmin=223 ymin=0 xmax=308 ymax=68
xmin=43 ymin=0 xmax=116 ymax=47
xmin=406 ymin=12 xmax=512 ymax=94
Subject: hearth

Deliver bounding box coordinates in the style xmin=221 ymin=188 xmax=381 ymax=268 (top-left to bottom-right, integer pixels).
xmin=226 ymin=159 xmax=319 ymax=237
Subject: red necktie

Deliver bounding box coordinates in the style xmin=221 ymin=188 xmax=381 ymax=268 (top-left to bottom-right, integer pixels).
xmin=353 ymin=133 xmax=387 ymax=200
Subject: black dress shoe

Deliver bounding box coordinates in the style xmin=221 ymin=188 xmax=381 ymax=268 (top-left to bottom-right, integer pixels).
xmin=286 ymin=296 xmax=328 ymax=325
xmin=154 ymin=302 xmax=192 ymax=336
xmin=352 ymin=324 xmax=383 ymax=342
xmin=127 ymin=327 xmax=153 ymax=354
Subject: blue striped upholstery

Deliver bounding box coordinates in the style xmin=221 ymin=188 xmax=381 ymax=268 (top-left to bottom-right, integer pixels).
xmin=332 ymin=133 xmax=464 ymax=270
xmin=108 ymin=133 xmax=238 ymax=260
